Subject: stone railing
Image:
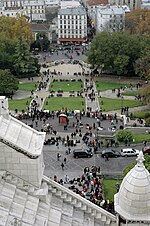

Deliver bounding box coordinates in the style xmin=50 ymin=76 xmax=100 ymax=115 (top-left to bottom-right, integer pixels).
xmin=43 ymin=175 xmax=117 ymax=225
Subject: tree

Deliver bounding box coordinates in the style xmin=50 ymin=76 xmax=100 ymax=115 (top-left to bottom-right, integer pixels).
xmin=87 ymin=32 xmax=145 ymax=76
xmin=31 ymin=32 xmax=50 ymax=51
xmin=134 ymin=51 xmax=150 ymax=79
xmin=0 ymin=15 xmax=33 ymax=43
xmin=13 ymin=37 xmax=40 ymax=78
xmin=125 ymin=9 xmax=150 ymax=35
xmin=0 ymin=69 xmax=19 ymax=95
xmin=0 ymin=36 xmax=16 ymax=71
xmin=116 ymin=130 xmax=133 ymax=144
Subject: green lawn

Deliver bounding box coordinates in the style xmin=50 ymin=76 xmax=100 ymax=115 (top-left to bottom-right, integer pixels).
xmin=49 ymin=81 xmax=83 ymax=92
xmin=96 ymin=81 xmax=130 ymax=91
xmin=43 ymin=97 xmax=85 ymax=111
xmin=8 ymin=97 xmax=32 ymax=112
xmin=99 ymin=97 xmax=144 ymax=112
xmin=133 ymin=134 xmax=150 ymax=144
xmin=132 ymin=111 xmax=150 ymax=119
xmin=18 ymin=82 xmax=37 ymax=91
xmin=122 ymin=90 xmax=139 ymax=96
xmin=103 ymin=178 xmax=122 ymax=201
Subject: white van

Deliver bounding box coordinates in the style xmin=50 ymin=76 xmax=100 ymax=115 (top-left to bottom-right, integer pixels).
xmin=121 ymin=148 xmax=140 ymax=157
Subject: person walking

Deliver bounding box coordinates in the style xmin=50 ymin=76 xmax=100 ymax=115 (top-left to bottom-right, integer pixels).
xmin=57 ymin=153 xmax=60 ymax=161
xmin=64 ymin=157 xmax=67 ymax=164
xmin=61 ymin=163 xmax=64 ymax=170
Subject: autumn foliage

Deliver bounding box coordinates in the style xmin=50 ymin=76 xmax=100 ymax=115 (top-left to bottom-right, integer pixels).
xmin=125 ymin=9 xmax=150 ymax=35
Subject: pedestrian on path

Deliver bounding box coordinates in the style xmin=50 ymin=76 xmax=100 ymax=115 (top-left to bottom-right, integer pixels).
xmin=61 ymin=163 xmax=64 ymax=170
xmin=57 ymin=153 xmax=60 ymax=161
xmin=64 ymin=157 xmax=67 ymax=164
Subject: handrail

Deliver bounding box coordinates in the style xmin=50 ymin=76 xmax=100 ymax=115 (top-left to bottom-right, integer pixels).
xmin=43 ymin=175 xmax=117 ymax=221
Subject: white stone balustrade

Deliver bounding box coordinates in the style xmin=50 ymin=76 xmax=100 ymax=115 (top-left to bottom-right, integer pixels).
xmin=43 ymin=175 xmax=117 ymax=225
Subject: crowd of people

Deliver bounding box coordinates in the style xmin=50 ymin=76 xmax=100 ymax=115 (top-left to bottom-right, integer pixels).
xmin=52 ymin=166 xmax=115 ymax=214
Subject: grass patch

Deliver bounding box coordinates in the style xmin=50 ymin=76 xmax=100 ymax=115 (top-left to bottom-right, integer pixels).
xmin=49 ymin=81 xmax=83 ymax=92
xmin=96 ymin=81 xmax=130 ymax=91
xmin=132 ymin=111 xmax=150 ymax=119
xmin=133 ymin=133 xmax=150 ymax=144
xmin=18 ymin=82 xmax=37 ymax=91
xmin=103 ymin=178 xmax=122 ymax=201
xmin=9 ymin=97 xmax=32 ymax=112
xmin=122 ymin=90 xmax=139 ymax=96
xmin=99 ymin=97 xmax=144 ymax=112
xmin=43 ymin=97 xmax=85 ymax=111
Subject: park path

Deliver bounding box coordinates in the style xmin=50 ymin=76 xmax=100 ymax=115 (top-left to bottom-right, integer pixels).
xmin=13 ymin=63 xmax=149 ymax=115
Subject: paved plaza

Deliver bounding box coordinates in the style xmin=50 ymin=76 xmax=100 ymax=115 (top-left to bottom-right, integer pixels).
xmin=12 ymin=57 xmax=149 ymax=182
xmin=14 ymin=47 xmax=149 ymax=183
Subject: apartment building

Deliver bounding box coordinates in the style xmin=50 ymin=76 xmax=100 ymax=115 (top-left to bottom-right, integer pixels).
xmin=58 ymin=7 xmax=87 ymax=43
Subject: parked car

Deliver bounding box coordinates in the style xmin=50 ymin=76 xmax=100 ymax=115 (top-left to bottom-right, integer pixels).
xmin=73 ymin=149 xmax=93 ymax=158
xmin=121 ymin=148 xmax=140 ymax=157
xmin=101 ymin=149 xmax=121 ymax=158
xmin=143 ymin=146 xmax=150 ymax=155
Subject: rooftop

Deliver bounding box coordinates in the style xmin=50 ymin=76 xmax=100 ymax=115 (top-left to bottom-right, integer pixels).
xmin=115 ymin=151 xmax=150 ymax=222
xmin=58 ymin=6 xmax=86 ymax=15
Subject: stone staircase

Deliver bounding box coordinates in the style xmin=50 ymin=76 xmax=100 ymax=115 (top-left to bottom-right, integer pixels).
xmin=0 ymin=171 xmax=117 ymax=226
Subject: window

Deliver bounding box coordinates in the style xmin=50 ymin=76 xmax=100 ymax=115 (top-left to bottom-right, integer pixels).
xmin=64 ymin=20 xmax=66 ymax=24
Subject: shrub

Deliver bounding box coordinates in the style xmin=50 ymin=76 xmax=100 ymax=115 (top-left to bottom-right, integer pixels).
xmin=116 ymin=130 xmax=133 ymax=143
xmin=145 ymin=118 xmax=150 ymax=126
xmin=144 ymin=113 xmax=150 ymax=119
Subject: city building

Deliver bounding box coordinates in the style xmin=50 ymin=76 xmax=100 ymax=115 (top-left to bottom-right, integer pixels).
xmin=108 ymin=0 xmax=140 ymax=10
xmin=94 ymin=5 xmax=126 ymax=32
xmin=141 ymin=0 xmax=150 ymax=9
xmin=0 ymin=96 xmax=149 ymax=225
xmin=23 ymin=0 xmax=46 ymax=22
xmin=60 ymin=0 xmax=81 ymax=9
xmin=58 ymin=7 xmax=87 ymax=43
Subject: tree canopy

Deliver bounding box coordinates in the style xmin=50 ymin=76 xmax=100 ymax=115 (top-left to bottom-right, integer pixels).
xmin=87 ymin=32 xmax=150 ymax=76
xmin=0 ymin=69 xmax=19 ymax=95
xmin=0 ymin=16 xmax=40 ymax=78
xmin=125 ymin=9 xmax=150 ymax=35
xmin=0 ymin=15 xmax=33 ymax=43
xmin=13 ymin=37 xmax=40 ymax=78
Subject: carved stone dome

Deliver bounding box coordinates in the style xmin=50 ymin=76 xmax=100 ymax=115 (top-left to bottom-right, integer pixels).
xmin=115 ymin=151 xmax=150 ymax=222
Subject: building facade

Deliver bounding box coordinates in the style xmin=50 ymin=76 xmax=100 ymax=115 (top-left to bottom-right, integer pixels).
xmin=108 ymin=0 xmax=140 ymax=10
xmin=58 ymin=7 xmax=87 ymax=43
xmin=95 ymin=5 xmax=126 ymax=32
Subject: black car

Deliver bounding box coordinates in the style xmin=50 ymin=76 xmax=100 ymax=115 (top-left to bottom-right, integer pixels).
xmin=101 ymin=149 xmax=121 ymax=158
xmin=73 ymin=149 xmax=93 ymax=158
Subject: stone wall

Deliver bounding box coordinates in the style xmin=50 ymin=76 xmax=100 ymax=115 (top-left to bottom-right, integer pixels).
xmin=0 ymin=142 xmax=44 ymax=187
